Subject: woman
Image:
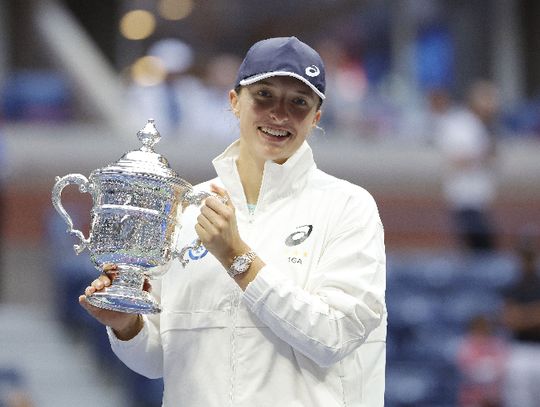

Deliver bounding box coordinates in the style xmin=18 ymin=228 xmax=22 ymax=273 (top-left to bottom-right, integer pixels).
xmin=80 ymin=36 xmax=387 ymax=406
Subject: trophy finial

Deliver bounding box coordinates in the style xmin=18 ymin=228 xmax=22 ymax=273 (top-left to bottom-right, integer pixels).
xmin=137 ymin=119 xmax=161 ymax=151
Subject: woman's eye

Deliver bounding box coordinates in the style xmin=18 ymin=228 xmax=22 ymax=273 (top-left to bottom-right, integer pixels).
xmin=293 ymin=98 xmax=308 ymax=106
xmin=257 ymin=90 xmax=271 ymax=97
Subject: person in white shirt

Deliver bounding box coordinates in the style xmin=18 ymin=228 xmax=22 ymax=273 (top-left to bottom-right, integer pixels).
xmin=79 ymin=36 xmax=387 ymax=407
xmin=435 ymin=81 xmax=499 ymax=252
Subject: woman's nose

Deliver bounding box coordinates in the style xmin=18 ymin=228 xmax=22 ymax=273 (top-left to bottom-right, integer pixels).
xmin=269 ymin=100 xmax=288 ymax=122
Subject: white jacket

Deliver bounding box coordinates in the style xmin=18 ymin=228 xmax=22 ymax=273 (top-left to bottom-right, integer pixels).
xmin=108 ymin=141 xmax=387 ymax=406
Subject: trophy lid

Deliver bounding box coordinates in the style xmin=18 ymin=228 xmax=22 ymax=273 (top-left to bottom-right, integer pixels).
xmin=94 ymin=119 xmax=191 ymax=187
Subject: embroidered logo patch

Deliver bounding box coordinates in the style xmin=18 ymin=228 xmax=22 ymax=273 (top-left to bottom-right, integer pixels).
xmin=285 ymin=225 xmax=313 ymax=246
xmin=188 ymin=239 xmax=209 ymax=260
xmin=305 ymin=65 xmax=320 ymax=77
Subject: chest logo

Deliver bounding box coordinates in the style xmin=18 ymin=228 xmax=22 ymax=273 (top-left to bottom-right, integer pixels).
xmin=285 ymin=225 xmax=313 ymax=246
xmin=188 ymin=239 xmax=209 ymax=261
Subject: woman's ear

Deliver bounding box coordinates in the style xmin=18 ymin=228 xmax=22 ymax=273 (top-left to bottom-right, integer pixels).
xmin=312 ymin=109 xmax=322 ymax=127
xmin=229 ymin=89 xmax=240 ymax=118
xmin=307 ymin=110 xmax=323 ymax=139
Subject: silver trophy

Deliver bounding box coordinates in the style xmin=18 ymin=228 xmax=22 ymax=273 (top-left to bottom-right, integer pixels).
xmin=52 ymin=119 xmax=212 ymax=314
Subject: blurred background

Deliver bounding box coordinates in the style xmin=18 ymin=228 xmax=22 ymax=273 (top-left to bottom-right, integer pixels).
xmin=1 ymin=0 xmax=539 ymax=406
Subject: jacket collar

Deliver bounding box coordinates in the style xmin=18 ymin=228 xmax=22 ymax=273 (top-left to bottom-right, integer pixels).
xmin=212 ymin=140 xmax=316 ymax=213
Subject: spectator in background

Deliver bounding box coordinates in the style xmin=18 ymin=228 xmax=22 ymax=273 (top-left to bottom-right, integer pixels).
xmin=457 ymin=315 xmax=508 ymax=407
xmin=0 ymin=368 xmax=34 ymax=407
xmin=434 ymin=80 xmax=500 ymax=252
xmin=126 ymin=38 xmax=199 ymax=138
xmin=0 ymin=109 xmax=6 ymax=301
xmin=501 ymin=231 xmax=540 ymax=407
xmin=5 ymin=391 xmax=34 ymax=407
xmin=185 ymin=53 xmax=241 ymax=142
xmin=316 ymin=38 xmax=368 ymax=140
xmin=424 ymin=87 xmax=454 ymax=143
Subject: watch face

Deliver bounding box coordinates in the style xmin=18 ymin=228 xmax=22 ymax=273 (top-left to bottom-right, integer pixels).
xmin=229 ymin=252 xmax=255 ymax=277
xmin=234 ymin=257 xmax=250 ymax=272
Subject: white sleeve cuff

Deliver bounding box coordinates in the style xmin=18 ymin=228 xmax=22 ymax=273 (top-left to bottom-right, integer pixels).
xmin=106 ymin=315 xmax=150 ymax=350
xmin=243 ymin=265 xmax=289 ymax=311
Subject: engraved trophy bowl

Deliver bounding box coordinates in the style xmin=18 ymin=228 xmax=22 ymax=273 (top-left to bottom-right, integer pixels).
xmin=52 ymin=119 xmax=211 ymax=314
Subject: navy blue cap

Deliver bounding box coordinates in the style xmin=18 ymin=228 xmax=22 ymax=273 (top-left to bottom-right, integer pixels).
xmin=234 ymin=37 xmax=325 ymax=100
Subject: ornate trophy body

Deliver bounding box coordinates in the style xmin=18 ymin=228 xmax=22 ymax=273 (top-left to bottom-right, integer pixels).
xmin=52 ymin=119 xmax=208 ymax=314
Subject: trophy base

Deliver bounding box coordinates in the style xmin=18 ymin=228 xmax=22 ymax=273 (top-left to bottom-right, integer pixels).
xmin=87 ymin=285 xmax=161 ymax=314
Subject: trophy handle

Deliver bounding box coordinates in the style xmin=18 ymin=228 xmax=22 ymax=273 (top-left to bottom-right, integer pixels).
xmin=183 ymin=190 xmax=213 ymax=206
xmin=176 ymin=238 xmax=204 ymax=268
xmin=175 ymin=190 xmax=227 ymax=267
xmin=51 ymin=174 xmax=93 ymax=254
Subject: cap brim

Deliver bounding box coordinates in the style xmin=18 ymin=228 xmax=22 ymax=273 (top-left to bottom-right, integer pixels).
xmin=239 ymin=71 xmax=325 ymax=100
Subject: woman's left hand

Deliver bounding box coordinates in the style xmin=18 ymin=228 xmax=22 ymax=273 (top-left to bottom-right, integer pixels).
xmin=195 ymin=184 xmax=250 ymax=268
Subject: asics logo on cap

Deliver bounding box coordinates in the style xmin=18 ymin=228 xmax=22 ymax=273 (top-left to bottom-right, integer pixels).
xmin=305 ymin=65 xmax=320 ymax=77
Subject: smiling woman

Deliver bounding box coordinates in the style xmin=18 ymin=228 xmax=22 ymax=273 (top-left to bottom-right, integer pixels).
xmin=231 ymin=76 xmax=321 ymax=168
xmin=80 ymin=36 xmax=387 ymax=407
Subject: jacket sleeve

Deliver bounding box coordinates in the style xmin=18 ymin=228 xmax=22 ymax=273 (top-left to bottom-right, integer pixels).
xmin=106 ymin=280 xmax=164 ymax=379
xmin=242 ymin=192 xmax=386 ymax=368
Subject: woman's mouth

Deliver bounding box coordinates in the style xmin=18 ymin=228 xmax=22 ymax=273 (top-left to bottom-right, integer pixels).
xmin=259 ymin=126 xmax=291 ymax=139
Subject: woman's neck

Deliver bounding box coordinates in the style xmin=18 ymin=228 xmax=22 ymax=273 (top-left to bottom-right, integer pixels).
xmin=236 ymin=153 xmax=264 ymax=205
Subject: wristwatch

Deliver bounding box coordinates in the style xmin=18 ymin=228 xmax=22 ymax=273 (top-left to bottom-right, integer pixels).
xmin=228 ymin=251 xmax=257 ymax=278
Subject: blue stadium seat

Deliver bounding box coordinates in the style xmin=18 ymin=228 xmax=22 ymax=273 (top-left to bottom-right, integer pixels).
xmin=440 ymin=288 xmax=502 ymax=329
xmin=457 ymin=252 xmax=518 ymax=290
xmin=385 ymin=361 xmax=455 ymax=406
xmin=386 ymin=249 xmax=513 ymax=406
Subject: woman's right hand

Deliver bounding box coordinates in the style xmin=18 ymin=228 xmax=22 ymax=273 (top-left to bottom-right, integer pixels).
xmin=78 ymin=264 xmax=145 ymax=340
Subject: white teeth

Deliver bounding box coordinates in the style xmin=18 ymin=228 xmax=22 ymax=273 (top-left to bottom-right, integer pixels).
xmin=261 ymin=127 xmax=289 ymax=137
